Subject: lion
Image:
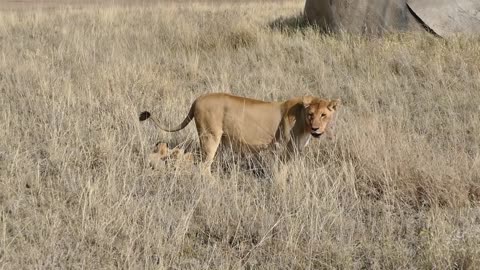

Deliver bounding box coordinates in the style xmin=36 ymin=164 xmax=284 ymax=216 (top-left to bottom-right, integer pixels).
xmin=148 ymin=142 xmax=194 ymax=169
xmin=140 ymin=93 xmax=340 ymax=175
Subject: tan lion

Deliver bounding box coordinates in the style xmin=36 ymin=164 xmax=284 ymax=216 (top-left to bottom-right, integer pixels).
xmin=140 ymin=93 xmax=339 ymax=175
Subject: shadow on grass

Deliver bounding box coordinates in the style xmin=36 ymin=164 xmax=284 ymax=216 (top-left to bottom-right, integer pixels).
xmin=268 ymin=13 xmax=311 ymax=33
xmin=268 ymin=13 xmax=335 ymax=35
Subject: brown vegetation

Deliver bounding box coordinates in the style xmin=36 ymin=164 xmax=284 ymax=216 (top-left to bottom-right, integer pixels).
xmin=1 ymin=1 xmax=480 ymax=268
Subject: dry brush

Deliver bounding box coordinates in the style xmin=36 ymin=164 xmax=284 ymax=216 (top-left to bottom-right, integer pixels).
xmin=1 ymin=1 xmax=480 ymax=269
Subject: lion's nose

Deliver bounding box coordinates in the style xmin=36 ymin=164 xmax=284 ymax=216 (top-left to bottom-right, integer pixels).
xmin=312 ymin=127 xmax=319 ymax=131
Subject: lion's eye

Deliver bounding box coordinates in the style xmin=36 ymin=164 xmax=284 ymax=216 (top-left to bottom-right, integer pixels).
xmin=321 ymin=113 xmax=326 ymax=118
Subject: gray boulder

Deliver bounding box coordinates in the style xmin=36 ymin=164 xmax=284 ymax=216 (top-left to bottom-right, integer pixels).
xmin=304 ymin=0 xmax=480 ymax=36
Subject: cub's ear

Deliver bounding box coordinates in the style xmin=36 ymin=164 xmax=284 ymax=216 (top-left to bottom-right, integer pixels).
xmin=302 ymin=96 xmax=314 ymax=108
xmin=328 ymin=99 xmax=341 ymax=111
xmin=157 ymin=143 xmax=169 ymax=156
xmin=170 ymin=148 xmax=182 ymax=159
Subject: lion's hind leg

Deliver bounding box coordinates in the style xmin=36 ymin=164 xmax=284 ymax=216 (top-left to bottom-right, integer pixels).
xmin=198 ymin=131 xmax=222 ymax=176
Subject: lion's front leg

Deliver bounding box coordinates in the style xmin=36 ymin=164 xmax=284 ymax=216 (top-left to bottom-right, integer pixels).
xmin=282 ymin=131 xmax=311 ymax=160
xmin=274 ymin=118 xmax=293 ymax=145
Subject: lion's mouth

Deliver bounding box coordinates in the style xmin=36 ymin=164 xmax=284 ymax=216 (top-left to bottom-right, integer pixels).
xmin=311 ymin=132 xmax=322 ymax=138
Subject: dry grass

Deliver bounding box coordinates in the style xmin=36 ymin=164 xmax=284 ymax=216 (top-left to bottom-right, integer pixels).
xmin=1 ymin=1 xmax=480 ymax=269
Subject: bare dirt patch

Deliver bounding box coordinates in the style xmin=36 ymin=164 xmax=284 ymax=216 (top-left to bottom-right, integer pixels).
xmin=0 ymin=0 xmax=289 ymax=10
xmin=0 ymin=0 xmax=157 ymax=10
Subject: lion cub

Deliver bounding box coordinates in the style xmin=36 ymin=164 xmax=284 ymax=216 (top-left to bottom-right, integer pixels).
xmin=148 ymin=142 xmax=194 ymax=169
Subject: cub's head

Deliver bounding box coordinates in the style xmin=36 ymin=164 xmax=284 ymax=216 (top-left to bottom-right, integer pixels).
xmin=302 ymin=96 xmax=340 ymax=138
xmin=148 ymin=142 xmax=194 ymax=169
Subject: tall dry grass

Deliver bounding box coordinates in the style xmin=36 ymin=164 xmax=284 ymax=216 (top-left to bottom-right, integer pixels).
xmin=1 ymin=1 xmax=480 ymax=269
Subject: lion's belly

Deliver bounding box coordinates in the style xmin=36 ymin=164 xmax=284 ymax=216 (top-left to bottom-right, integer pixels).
xmin=222 ymin=106 xmax=282 ymax=151
xmin=221 ymin=137 xmax=271 ymax=153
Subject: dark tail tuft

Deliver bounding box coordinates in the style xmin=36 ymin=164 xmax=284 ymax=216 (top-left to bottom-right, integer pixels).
xmin=139 ymin=111 xmax=151 ymax=121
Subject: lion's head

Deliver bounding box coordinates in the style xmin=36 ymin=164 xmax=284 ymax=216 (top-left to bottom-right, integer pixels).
xmin=302 ymin=96 xmax=340 ymax=138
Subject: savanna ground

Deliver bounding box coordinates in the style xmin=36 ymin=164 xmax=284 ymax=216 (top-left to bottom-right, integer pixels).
xmin=1 ymin=0 xmax=480 ymax=269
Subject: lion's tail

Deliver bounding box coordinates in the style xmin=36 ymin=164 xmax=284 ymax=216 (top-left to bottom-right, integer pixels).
xmin=139 ymin=102 xmax=195 ymax=132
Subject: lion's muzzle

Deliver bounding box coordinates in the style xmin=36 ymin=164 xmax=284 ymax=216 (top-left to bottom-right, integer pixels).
xmin=311 ymin=128 xmax=323 ymax=138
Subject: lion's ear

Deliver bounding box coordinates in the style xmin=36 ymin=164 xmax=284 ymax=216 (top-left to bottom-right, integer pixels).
xmin=302 ymin=96 xmax=314 ymax=108
xmin=328 ymin=99 xmax=341 ymax=111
